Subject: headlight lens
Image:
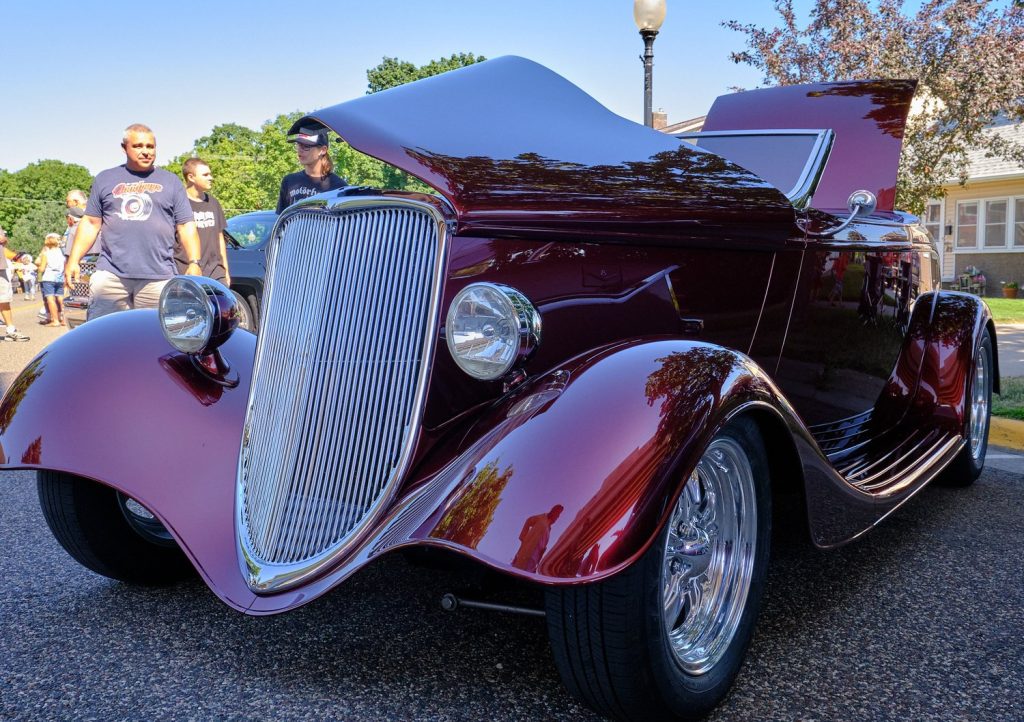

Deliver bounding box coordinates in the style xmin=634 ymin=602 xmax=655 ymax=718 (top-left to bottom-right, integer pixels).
xmin=160 ymin=277 xmax=214 ymax=354
xmin=446 ymin=283 xmax=541 ymax=380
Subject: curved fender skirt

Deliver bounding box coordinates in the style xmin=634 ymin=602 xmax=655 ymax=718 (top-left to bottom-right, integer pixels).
xmin=0 ymin=311 xmax=262 ymax=612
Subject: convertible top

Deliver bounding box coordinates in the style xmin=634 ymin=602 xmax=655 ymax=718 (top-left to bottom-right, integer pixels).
xmin=292 ymin=56 xmax=796 ymax=244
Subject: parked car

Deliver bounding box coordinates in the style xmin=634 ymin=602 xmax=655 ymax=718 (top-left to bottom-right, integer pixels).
xmin=0 ymin=58 xmax=994 ymax=721
xmin=63 ymin=212 xmax=273 ymax=331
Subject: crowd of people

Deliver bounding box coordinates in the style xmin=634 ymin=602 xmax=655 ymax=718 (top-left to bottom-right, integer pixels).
xmin=1 ymin=120 xmax=345 ymax=343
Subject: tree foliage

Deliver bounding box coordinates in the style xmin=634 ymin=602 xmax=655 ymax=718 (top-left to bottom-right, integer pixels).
xmin=724 ymin=0 xmax=1024 ymax=213
xmin=10 ymin=203 xmax=66 ymax=254
xmin=167 ymin=112 xmax=431 ymax=214
xmin=0 ymin=160 xmax=92 ymax=240
xmin=366 ymin=52 xmax=486 ymax=93
xmin=167 ymin=53 xmax=484 ymax=213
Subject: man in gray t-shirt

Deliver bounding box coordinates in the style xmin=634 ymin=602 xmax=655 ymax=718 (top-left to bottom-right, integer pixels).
xmin=66 ymin=123 xmax=202 ymax=321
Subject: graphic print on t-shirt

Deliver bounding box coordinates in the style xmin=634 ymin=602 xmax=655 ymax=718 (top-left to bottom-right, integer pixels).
xmin=193 ymin=210 xmax=216 ymax=228
xmin=112 ymin=181 xmax=163 ymax=221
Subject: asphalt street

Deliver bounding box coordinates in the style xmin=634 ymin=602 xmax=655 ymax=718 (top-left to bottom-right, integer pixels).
xmin=1 ymin=464 xmax=1022 ymax=721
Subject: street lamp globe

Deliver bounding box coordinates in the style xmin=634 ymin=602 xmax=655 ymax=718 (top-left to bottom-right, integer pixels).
xmin=634 ymin=0 xmax=666 ymax=32
xmin=634 ymin=0 xmax=667 ymax=127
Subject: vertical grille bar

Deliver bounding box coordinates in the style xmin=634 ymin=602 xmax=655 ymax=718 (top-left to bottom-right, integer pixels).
xmin=236 ymin=200 xmax=446 ymax=591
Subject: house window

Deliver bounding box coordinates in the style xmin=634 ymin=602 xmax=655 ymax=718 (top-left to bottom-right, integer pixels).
xmin=1015 ymin=198 xmax=1024 ymax=247
xmin=983 ymin=200 xmax=1008 ymax=247
xmin=924 ymin=202 xmax=942 ymax=244
xmin=956 ymin=201 xmax=978 ymax=249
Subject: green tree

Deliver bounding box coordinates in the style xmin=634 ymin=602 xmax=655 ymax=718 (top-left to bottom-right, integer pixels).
xmin=10 ymin=202 xmax=66 ymax=254
xmin=0 ymin=160 xmax=92 ymax=237
xmin=724 ymin=0 xmax=1024 ymax=213
xmin=166 ymin=53 xmax=485 ymax=213
xmin=366 ymin=52 xmax=486 ymax=93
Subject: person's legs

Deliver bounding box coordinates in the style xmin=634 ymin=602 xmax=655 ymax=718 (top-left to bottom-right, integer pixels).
xmin=130 ymin=278 xmax=170 ymax=309
xmin=0 ymin=276 xmax=28 ymax=341
xmin=87 ymin=271 xmax=131 ymax=321
xmin=44 ymin=293 xmax=60 ymax=326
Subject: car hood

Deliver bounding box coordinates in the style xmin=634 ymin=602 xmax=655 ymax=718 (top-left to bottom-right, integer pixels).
xmin=291 ymin=56 xmax=797 ymax=244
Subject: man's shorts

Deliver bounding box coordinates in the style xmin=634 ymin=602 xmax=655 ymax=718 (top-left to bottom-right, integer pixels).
xmin=88 ymin=270 xmax=169 ymax=321
xmin=41 ymin=280 xmax=64 ymax=298
xmin=0 ymin=275 xmax=11 ymax=303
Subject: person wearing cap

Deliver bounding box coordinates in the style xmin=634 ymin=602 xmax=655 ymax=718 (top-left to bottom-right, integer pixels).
xmin=62 ymin=190 xmax=91 ymax=258
xmin=275 ymin=127 xmax=347 ymax=214
xmin=65 ymin=123 xmax=202 ymax=321
xmin=175 ymin=157 xmax=230 ymax=285
xmin=0 ymin=226 xmax=29 ymax=341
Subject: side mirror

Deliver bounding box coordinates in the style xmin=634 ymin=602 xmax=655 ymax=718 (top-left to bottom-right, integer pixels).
xmin=847 ymin=189 xmax=877 ymax=217
xmin=804 ymin=189 xmax=878 ymax=237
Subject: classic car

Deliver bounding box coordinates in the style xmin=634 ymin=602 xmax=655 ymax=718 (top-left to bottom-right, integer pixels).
xmin=0 ymin=57 xmax=994 ymax=721
xmin=63 ymin=211 xmax=273 ymax=331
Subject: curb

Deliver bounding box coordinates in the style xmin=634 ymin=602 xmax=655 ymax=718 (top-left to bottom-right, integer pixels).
xmin=990 ymin=416 xmax=1024 ymax=451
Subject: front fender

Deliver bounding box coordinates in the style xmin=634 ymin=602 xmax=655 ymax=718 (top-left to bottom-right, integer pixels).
xmin=407 ymin=338 xmax=791 ymax=582
xmin=0 ymin=310 xmax=260 ymax=612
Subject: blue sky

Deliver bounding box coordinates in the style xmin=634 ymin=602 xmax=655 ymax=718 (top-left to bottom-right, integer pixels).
xmin=0 ymin=1 xmax=814 ymax=175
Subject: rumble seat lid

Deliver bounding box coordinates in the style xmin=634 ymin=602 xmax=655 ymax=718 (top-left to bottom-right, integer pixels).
xmin=291 ymin=56 xmax=797 ymax=244
xmin=701 ymin=79 xmax=917 ymax=214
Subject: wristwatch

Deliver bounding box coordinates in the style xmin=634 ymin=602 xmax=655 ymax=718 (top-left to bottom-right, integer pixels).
xmin=187 ymin=259 xmax=201 ymax=267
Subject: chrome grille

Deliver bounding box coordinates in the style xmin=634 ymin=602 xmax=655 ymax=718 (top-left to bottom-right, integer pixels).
xmin=237 ymin=199 xmax=445 ymax=591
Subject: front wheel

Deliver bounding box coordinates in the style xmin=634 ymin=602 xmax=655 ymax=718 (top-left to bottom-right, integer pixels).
xmin=545 ymin=417 xmax=771 ymax=720
xmin=37 ymin=470 xmax=194 ymax=585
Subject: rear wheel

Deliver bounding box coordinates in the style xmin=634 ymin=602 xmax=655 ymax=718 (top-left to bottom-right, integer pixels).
xmin=940 ymin=329 xmax=992 ymax=487
xmin=37 ymin=470 xmax=193 ymax=585
xmin=545 ymin=417 xmax=771 ymax=720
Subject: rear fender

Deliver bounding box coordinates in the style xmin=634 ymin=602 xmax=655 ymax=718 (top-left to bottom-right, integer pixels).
xmin=914 ymin=291 xmax=996 ymax=432
xmin=0 ymin=311 xmax=260 ymax=612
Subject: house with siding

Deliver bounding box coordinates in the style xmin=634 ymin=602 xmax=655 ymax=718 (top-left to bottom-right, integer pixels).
xmin=923 ymin=118 xmax=1024 ymax=293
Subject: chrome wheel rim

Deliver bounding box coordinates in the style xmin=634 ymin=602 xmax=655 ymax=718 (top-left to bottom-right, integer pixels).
xmin=661 ymin=437 xmax=757 ymax=675
xmin=969 ymin=346 xmax=989 ymax=460
xmin=117 ymin=492 xmax=176 ymax=547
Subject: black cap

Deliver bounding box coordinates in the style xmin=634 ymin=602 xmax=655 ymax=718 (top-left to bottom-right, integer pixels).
xmin=287 ymin=126 xmax=330 ymax=147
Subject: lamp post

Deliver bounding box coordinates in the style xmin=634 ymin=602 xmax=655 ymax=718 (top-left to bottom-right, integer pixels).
xmin=634 ymin=0 xmax=667 ymax=127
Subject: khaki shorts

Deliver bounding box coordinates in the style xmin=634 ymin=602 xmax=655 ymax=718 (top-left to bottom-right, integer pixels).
xmin=0 ymin=274 xmax=11 ymax=303
xmin=87 ymin=270 xmax=169 ymax=321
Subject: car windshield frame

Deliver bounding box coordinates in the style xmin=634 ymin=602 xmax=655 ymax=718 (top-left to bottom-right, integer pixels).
xmin=674 ymin=129 xmax=835 ymax=210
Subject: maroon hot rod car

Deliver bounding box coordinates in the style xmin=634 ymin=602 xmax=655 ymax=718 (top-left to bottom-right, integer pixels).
xmin=0 ymin=57 xmax=994 ymax=720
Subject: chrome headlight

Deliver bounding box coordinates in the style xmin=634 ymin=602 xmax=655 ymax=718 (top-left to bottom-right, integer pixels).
xmin=159 ymin=276 xmax=239 ymax=355
xmin=446 ymin=283 xmax=541 ymax=380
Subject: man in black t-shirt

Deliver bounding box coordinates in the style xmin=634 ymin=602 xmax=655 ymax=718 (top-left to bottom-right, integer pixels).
xmin=275 ymin=127 xmax=346 ymax=213
xmin=176 ymin=158 xmax=229 ymax=284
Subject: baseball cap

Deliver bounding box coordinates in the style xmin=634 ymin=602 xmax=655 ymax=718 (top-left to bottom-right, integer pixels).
xmin=287 ymin=126 xmax=330 ymax=147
